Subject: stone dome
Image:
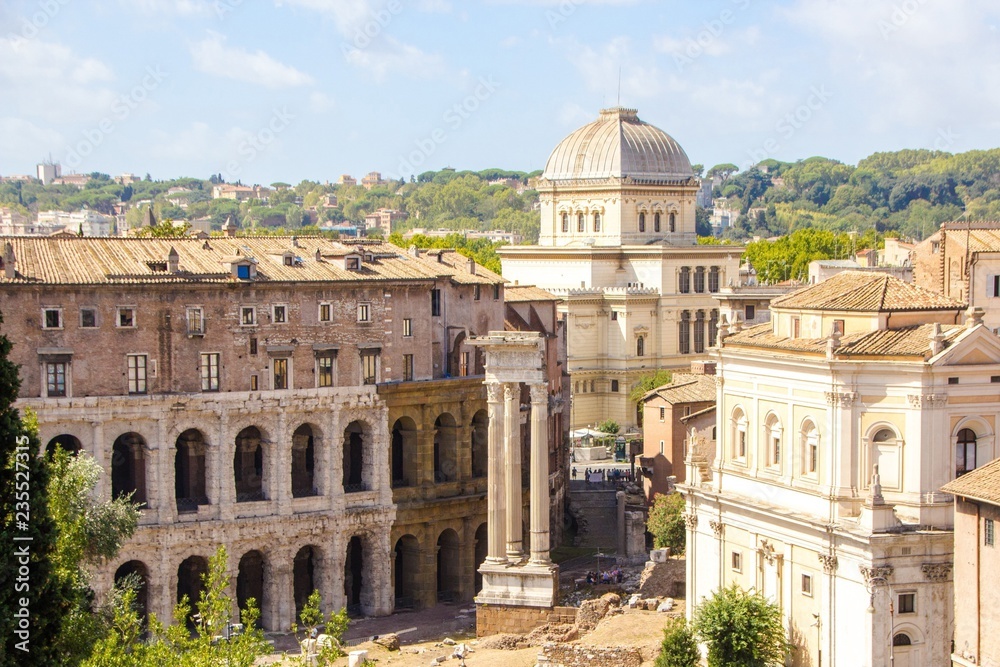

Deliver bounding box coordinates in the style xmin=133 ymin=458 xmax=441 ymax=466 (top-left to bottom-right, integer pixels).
xmin=542 ymin=108 xmax=694 ymax=183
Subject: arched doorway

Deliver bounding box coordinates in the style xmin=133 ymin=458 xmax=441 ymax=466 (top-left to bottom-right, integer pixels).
xmin=175 ymin=429 xmax=208 ymax=513
xmin=177 ymin=555 xmax=209 ymax=628
xmin=471 ymin=411 xmax=488 ymax=478
xmin=434 ymin=414 xmax=457 ymax=483
xmin=293 ymin=545 xmax=319 ymax=619
xmin=114 ymin=560 xmax=150 ymax=625
xmin=234 ymin=426 xmax=264 ymax=502
xmin=344 ymin=536 xmax=363 ymax=615
xmin=291 ymin=425 xmax=316 ymax=497
xmin=436 ymin=529 xmax=461 ymax=603
xmin=112 ymin=433 xmax=147 ymax=505
xmin=46 ymin=434 xmax=81 ymax=457
xmin=343 ymin=422 xmax=365 ymax=492
xmin=391 ymin=417 xmax=417 ymax=488
xmin=393 ymin=535 xmax=419 ymax=610
xmin=474 ymin=523 xmax=488 ymax=594
xmin=237 ymin=550 xmax=265 ymax=627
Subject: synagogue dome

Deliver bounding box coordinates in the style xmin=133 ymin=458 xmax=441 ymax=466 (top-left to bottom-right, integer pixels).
xmin=541 ymin=107 xmax=694 ymax=183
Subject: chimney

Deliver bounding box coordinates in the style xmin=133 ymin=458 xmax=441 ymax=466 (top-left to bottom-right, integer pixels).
xmin=3 ymin=242 xmax=16 ymax=279
xmin=826 ymin=324 xmax=842 ymax=360
xmin=468 ymin=257 xmax=476 ymax=275
xmin=717 ymin=314 xmax=731 ymax=345
xmin=408 ymin=245 xmax=420 ymax=258
xmin=929 ymin=322 xmax=945 ymax=356
xmin=315 ymin=248 xmax=322 ymax=262
xmin=223 ymin=216 xmax=237 ymax=237
xmin=144 ymin=207 xmax=156 ymax=228
xmin=965 ymin=306 xmax=985 ymax=327
xmin=292 ymin=236 xmax=300 ymax=248
xmin=690 ymin=360 xmax=716 ymax=375
xmin=167 ymin=246 xmax=179 ymax=272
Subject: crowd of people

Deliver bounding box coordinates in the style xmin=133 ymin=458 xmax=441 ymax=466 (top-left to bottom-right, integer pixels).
xmin=585 ymin=568 xmax=624 ymax=585
xmin=571 ymin=467 xmax=635 ymax=484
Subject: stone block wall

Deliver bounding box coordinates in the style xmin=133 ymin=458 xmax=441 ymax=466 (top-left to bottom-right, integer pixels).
xmin=476 ymin=604 xmax=578 ymax=637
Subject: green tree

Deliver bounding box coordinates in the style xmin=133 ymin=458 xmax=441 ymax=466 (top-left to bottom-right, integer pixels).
xmin=692 ymin=584 xmax=789 ymax=667
xmin=596 ymin=419 xmax=620 ymax=435
xmin=646 ymin=492 xmax=686 ymax=554
xmin=132 ymin=220 xmax=192 ymax=238
xmin=292 ymin=590 xmax=349 ymax=666
xmin=629 ymin=370 xmax=673 ymax=405
xmin=0 ymin=315 xmax=74 ymax=667
xmin=655 ymin=617 xmax=699 ymax=667
xmin=707 ymin=163 xmax=739 ymax=184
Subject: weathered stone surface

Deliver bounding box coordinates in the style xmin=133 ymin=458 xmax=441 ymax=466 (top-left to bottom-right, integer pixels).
xmin=536 ymin=643 xmax=643 ymax=667
xmin=373 ymin=633 xmax=399 ymax=651
xmin=575 ymin=597 xmax=611 ymax=631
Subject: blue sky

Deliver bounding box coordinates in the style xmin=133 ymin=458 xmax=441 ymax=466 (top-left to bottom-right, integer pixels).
xmin=1 ymin=0 xmax=998 ymax=185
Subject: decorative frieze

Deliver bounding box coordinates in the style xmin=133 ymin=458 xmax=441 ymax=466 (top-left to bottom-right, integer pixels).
xmin=818 ymin=553 xmax=839 ymax=574
xmin=709 ymin=520 xmax=724 ymax=537
xmin=859 ymin=564 xmax=894 ymax=585
xmin=759 ymin=539 xmax=779 ymax=565
xmin=906 ymin=394 xmax=948 ymax=408
xmin=824 ymin=391 xmax=858 ymax=407
xmin=921 ymin=562 xmax=953 ymax=582
xmin=683 ymin=513 xmax=699 ymax=529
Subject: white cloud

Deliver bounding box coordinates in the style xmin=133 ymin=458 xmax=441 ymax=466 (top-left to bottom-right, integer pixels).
xmin=307 ymin=91 xmax=336 ymax=114
xmin=343 ymin=35 xmax=445 ymax=81
xmin=189 ymin=31 xmax=314 ymax=88
xmin=0 ymin=118 xmax=64 ymax=159
xmin=560 ymin=35 xmax=669 ymax=100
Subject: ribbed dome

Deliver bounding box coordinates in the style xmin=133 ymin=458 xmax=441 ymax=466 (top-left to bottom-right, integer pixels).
xmin=542 ymin=108 xmax=693 ymax=183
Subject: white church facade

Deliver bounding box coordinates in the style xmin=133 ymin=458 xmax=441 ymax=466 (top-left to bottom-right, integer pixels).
xmin=500 ymin=108 xmax=742 ymax=430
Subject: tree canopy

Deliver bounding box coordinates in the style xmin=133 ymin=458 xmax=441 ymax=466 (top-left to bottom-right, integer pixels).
xmin=692 ymin=584 xmax=790 ymax=667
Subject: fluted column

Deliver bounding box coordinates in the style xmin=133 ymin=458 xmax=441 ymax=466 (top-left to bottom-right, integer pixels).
xmin=485 ymin=382 xmax=506 ymax=563
xmin=504 ymin=382 xmax=523 ymax=560
xmin=529 ymin=383 xmax=551 ymax=565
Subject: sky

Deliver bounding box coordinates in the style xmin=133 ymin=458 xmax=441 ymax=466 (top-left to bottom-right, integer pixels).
xmin=1 ymin=0 xmax=998 ymax=185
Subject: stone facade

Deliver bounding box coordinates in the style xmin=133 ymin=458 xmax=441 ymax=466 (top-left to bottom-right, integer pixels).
xmin=1 ymin=235 xmax=523 ymax=630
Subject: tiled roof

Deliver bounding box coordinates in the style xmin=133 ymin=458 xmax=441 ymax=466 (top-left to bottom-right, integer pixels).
xmin=0 ymin=236 xmax=503 ymax=286
xmin=770 ymin=271 xmax=964 ymax=312
xmin=504 ymin=285 xmax=558 ymax=303
xmin=724 ymin=322 xmax=967 ymax=359
xmin=945 ymin=227 xmax=1000 ymax=254
xmin=644 ymin=373 xmax=716 ymax=405
xmin=942 ymin=457 xmax=1000 ymax=506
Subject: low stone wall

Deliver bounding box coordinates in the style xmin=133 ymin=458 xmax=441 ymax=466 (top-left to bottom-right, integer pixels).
xmin=536 ymin=643 xmax=643 ymax=667
xmin=476 ymin=604 xmax=578 ymax=636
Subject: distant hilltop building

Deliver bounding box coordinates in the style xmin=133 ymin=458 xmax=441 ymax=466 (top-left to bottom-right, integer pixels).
xmin=338 ymin=174 xmax=357 ymax=187
xmin=361 ymin=172 xmax=386 ymax=190
xmin=37 ymin=161 xmax=61 ymax=185
xmin=500 ymin=107 xmax=743 ymax=430
xmin=363 ymin=208 xmax=408 ymax=236
xmin=37 ymin=208 xmax=114 ymax=236
xmin=211 ymin=184 xmax=271 ymax=202
xmin=52 ymin=173 xmax=92 ymax=189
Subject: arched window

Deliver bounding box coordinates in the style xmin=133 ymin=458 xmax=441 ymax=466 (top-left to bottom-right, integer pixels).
xmin=593 ymin=212 xmax=601 ymax=232
xmin=678 ymin=310 xmax=691 ymax=354
xmin=732 ymin=408 xmax=748 ymax=460
xmin=801 ymin=420 xmax=819 ymax=475
xmin=957 ymin=428 xmax=977 ymax=477
xmin=561 ymin=212 xmax=569 ymax=233
xmin=577 ymin=212 xmax=585 ymax=232
xmin=654 ymin=212 xmax=661 ymax=232
xmin=636 ymin=336 xmax=645 ymax=357
xmin=638 ymin=212 xmax=646 ymax=232
xmin=694 ymin=266 xmax=706 ymax=293
xmin=669 ymin=212 xmax=676 ymax=232
xmin=892 ymin=633 xmax=912 ymax=647
xmin=764 ymin=414 xmax=782 ymax=468
xmin=870 ymin=427 xmax=901 ymax=489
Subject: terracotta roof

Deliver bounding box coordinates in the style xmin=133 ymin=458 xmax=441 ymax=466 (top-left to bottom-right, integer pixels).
xmin=643 ymin=373 xmax=716 ymax=405
xmin=504 ymin=285 xmax=558 ymax=303
xmin=680 ymin=405 xmax=716 ymax=423
xmin=0 ymin=236 xmax=503 ymax=287
xmin=770 ymin=271 xmax=964 ymax=312
xmin=942 ymin=457 xmax=1000 ymax=506
xmin=724 ymin=322 xmax=967 ymax=359
xmin=943 ymin=227 xmax=1000 ymax=254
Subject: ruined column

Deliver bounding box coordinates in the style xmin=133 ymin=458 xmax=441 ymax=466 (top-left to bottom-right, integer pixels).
xmin=504 ymin=382 xmax=523 ymax=560
xmin=485 ymin=382 xmax=506 ymax=563
xmin=529 ymin=383 xmax=551 ymax=565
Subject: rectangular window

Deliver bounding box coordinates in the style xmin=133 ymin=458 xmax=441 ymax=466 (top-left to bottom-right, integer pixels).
xmin=659 ymin=440 xmax=665 ymax=455
xmin=431 ymin=289 xmax=441 ymax=316
xmin=792 ymin=317 xmax=801 ymax=338
xmin=241 ymin=306 xmax=256 ymax=326
xmin=731 ymin=551 xmax=742 ymax=572
xmin=474 ymin=285 xmax=481 ymax=301
xmin=237 ymin=264 xmax=251 ymax=280
xmin=694 ymin=268 xmax=705 ymax=293
xmin=80 ymin=308 xmax=97 ymax=328
xmin=403 ymin=318 xmax=412 ymax=337
xmin=127 ymin=354 xmax=147 ymax=394
xmin=659 ymin=407 xmax=666 ymax=422
xmin=272 ymin=358 xmax=288 ymax=390
xmin=897 ymin=593 xmax=915 ymax=614
xmin=272 ymin=304 xmax=287 ymax=324
xmin=460 ymin=351 xmax=470 ymax=377
xmin=679 ymin=267 xmax=691 ymax=293
xmin=611 ymin=380 xmax=619 ymax=392
xmin=362 ymin=351 xmax=379 ymax=385
xmin=403 ymin=354 xmax=414 ymax=381
xmin=801 ymin=574 xmax=813 ymax=596
xmin=694 ymin=312 xmax=705 ymax=353
xmin=493 ymin=284 xmax=500 ymax=300
xmin=250 ymin=374 xmax=258 ymax=391
xmin=745 ymin=305 xmax=756 ymax=322
xmin=994 ymin=275 xmax=1000 ymax=297
xmin=833 ymin=319 xmax=845 ymax=335
xmin=200 ymin=353 xmax=220 ymax=391
xmin=986 ymin=518 xmax=995 ymax=547
xmin=318 ymin=303 xmax=332 ymax=322
xmin=709 ymin=309 xmax=719 ymax=347
xmin=708 ymin=267 xmax=720 ymax=293
xmin=317 ymin=352 xmax=335 ymax=387
xmin=249 ymin=338 xmax=258 ymax=355
xmin=679 ymin=313 xmax=691 ymax=354
xmin=46 ymin=362 xmax=66 ymax=397
xmin=117 ymin=307 xmax=136 ymax=328
xmin=738 ymin=430 xmax=747 ymax=458
xmin=948 ymin=377 xmax=959 ymax=385
xmin=187 ymin=307 xmax=205 ymax=335
xmin=42 ymin=308 xmax=62 ymax=329
xmin=357 ymin=302 xmax=371 ymax=322
xmin=611 ymin=311 xmax=618 ymax=321
xmin=808 ymin=440 xmax=819 ymax=474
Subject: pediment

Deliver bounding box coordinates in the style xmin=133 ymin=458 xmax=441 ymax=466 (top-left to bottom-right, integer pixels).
xmin=933 ymin=326 xmax=1000 ymax=366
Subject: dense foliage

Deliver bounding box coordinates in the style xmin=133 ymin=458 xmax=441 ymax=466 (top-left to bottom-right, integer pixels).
xmin=655 ymin=617 xmax=700 ymax=667
xmin=743 ymin=228 xmax=881 ymax=283
xmin=388 ymin=231 xmax=504 ymax=274
xmin=629 ymin=370 xmax=673 ymax=406
xmin=692 ymin=584 xmax=789 ymax=667
xmin=646 ymin=493 xmax=686 ymax=555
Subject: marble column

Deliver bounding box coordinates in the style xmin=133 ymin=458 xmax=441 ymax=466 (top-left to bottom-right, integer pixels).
xmin=529 ymin=383 xmax=551 ymax=564
xmin=503 ymin=382 xmax=523 ymax=560
xmin=485 ymin=382 xmax=506 ymax=563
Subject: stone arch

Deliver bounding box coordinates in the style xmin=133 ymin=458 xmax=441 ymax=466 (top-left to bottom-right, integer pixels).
xmin=391 ymin=416 xmax=418 ymax=488
xmin=865 ymin=423 xmax=903 ymax=489
xmin=393 ymin=534 xmax=420 ymax=609
xmin=234 ymin=426 xmax=265 ymax=502
xmin=344 ymin=536 xmax=365 ymax=615
xmin=175 ymin=429 xmax=208 ymax=512
xmin=342 ymin=420 xmax=371 ymax=492
xmin=237 ymin=550 xmax=266 ymax=627
xmin=434 ymin=413 xmax=458 ymax=483
xmin=474 ymin=522 xmax=488 ymax=593
xmin=800 ymin=417 xmax=820 ymax=475
xmin=293 ymin=545 xmax=322 ymax=619
xmin=730 ymin=406 xmax=748 ymax=460
xmin=449 ymin=330 xmax=468 ymax=378
xmin=112 ymin=432 xmax=147 ymax=505
xmin=177 ymin=555 xmax=209 ymax=627
xmin=762 ymin=411 xmax=782 ymax=467
xmin=291 ymin=423 xmax=318 ymax=497
xmin=436 ymin=528 xmax=461 ymax=603
xmin=46 ymin=434 xmax=82 ymax=456
xmin=114 ymin=560 xmax=150 ymax=624
xmin=471 ymin=410 xmax=488 ymax=479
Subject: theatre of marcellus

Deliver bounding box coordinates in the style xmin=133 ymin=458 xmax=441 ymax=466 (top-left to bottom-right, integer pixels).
xmin=0 ymin=235 xmax=570 ymax=630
